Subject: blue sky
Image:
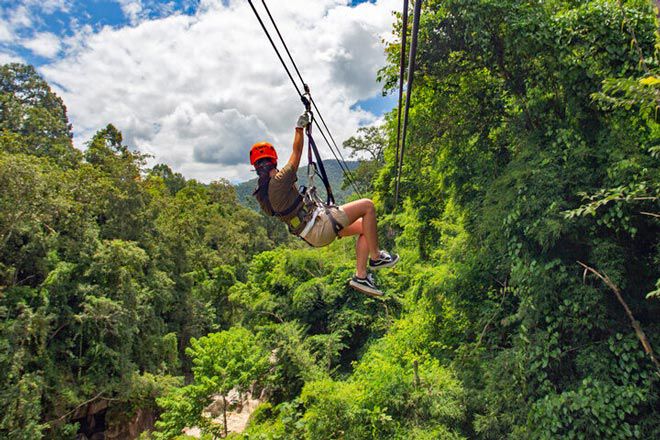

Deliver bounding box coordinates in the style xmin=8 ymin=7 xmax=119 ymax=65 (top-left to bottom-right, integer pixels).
xmin=3 ymin=0 xmax=381 ymax=70
xmin=1 ymin=0 xmax=397 ymax=182
xmin=4 ymin=1 xmax=200 ymax=65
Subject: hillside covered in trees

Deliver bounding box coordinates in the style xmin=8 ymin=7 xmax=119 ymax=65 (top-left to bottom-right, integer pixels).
xmin=1 ymin=1 xmax=659 ymax=439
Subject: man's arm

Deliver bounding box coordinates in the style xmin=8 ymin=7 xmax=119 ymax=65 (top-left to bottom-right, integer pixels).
xmin=287 ymin=127 xmax=304 ymax=170
xmin=287 ymin=112 xmax=311 ymax=171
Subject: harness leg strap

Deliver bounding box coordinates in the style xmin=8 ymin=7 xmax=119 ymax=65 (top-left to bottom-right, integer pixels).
xmin=325 ymin=207 xmax=344 ymax=236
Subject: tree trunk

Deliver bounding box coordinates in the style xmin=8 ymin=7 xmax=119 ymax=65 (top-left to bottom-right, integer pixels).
xmin=222 ymin=395 xmax=228 ymax=438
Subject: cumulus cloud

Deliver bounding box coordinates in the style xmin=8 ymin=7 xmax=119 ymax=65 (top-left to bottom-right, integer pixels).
xmin=0 ymin=52 xmax=25 ymax=64
xmin=117 ymin=0 xmax=145 ymax=25
xmin=116 ymin=0 xmax=190 ymax=25
xmin=23 ymin=0 xmax=72 ymax=14
xmin=0 ymin=20 xmax=14 ymax=42
xmin=190 ymin=109 xmax=274 ymax=166
xmin=0 ymin=0 xmax=71 ymax=45
xmin=40 ymin=0 xmax=399 ymax=182
xmin=8 ymin=5 xmax=33 ymax=29
xmin=22 ymin=32 xmax=61 ymax=58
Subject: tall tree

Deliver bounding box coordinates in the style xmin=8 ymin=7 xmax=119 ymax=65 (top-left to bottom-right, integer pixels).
xmin=342 ymin=125 xmax=387 ymax=193
xmin=0 ymin=63 xmax=79 ymax=167
xmin=85 ymin=124 xmax=151 ymax=242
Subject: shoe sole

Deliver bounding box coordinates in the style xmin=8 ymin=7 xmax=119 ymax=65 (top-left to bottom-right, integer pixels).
xmin=369 ymin=254 xmax=400 ymax=270
xmin=348 ymin=280 xmax=384 ymax=298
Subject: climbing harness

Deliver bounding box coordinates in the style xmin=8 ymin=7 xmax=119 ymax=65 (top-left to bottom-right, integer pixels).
xmin=253 ymin=182 xmax=303 ymax=219
xmin=299 ymin=87 xmax=344 ymax=239
xmin=393 ymin=0 xmax=423 ymax=210
xmin=251 ymin=85 xmax=344 ymax=241
xmin=246 ymin=0 xmax=358 ymax=242
xmin=301 ymin=86 xmax=335 ymax=206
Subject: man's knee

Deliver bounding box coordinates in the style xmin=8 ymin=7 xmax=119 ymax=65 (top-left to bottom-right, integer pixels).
xmin=362 ymin=199 xmax=375 ymax=214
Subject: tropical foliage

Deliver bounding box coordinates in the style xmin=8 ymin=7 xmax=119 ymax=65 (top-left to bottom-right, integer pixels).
xmin=1 ymin=0 xmax=659 ymax=439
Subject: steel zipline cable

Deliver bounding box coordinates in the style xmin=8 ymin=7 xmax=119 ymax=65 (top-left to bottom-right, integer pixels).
xmin=393 ymin=0 xmax=409 ymax=210
xmin=393 ymin=0 xmax=423 ymax=210
xmin=257 ymin=0 xmax=361 ymax=197
xmin=257 ymin=0 xmax=362 ymax=198
xmin=246 ymin=0 xmax=363 ymax=198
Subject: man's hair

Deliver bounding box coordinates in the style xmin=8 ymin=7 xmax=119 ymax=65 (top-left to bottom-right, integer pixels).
xmin=252 ymin=159 xmax=277 ymax=215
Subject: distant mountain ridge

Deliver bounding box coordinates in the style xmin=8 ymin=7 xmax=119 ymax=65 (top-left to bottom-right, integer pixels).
xmin=235 ymin=160 xmax=359 ymax=211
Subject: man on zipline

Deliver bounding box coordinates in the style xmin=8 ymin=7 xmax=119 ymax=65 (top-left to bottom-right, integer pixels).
xmin=250 ymin=112 xmax=398 ymax=297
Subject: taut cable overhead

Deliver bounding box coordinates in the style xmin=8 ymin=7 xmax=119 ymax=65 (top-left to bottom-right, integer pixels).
xmin=247 ymin=0 xmax=363 ymax=198
xmin=257 ymin=0 xmax=362 ymax=198
xmin=393 ymin=0 xmax=409 ymax=211
xmin=246 ymin=0 xmax=301 ymax=96
xmin=393 ymin=0 xmax=423 ymax=210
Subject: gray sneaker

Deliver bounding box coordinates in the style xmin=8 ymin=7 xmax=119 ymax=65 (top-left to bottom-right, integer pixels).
xmin=369 ymin=250 xmax=399 ymax=270
xmin=349 ymin=274 xmax=383 ymax=298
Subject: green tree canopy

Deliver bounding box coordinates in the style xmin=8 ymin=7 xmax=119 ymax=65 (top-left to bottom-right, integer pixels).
xmin=0 ymin=63 xmax=79 ymax=167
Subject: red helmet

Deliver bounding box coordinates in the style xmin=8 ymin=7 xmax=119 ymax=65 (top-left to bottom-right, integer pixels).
xmin=250 ymin=142 xmax=278 ymax=166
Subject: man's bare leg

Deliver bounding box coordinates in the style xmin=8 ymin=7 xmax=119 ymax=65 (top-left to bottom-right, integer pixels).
xmin=338 ymin=218 xmax=368 ymax=278
xmin=340 ymin=199 xmax=380 ymax=258
xmin=355 ymin=234 xmax=369 ymax=278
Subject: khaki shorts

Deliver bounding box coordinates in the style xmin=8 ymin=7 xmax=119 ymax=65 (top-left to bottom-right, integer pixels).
xmin=303 ymin=206 xmax=350 ymax=247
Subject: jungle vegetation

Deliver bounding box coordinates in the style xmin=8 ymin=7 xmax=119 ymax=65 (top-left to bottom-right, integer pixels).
xmin=1 ymin=0 xmax=659 ymax=439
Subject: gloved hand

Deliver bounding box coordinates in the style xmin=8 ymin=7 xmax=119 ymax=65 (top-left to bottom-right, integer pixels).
xmin=296 ymin=111 xmax=311 ymax=128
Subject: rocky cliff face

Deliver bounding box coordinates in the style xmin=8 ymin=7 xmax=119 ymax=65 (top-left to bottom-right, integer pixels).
xmin=183 ymin=388 xmax=264 ymax=438
xmin=71 ymin=400 xmax=156 ymax=440
xmin=106 ymin=408 xmax=157 ymax=440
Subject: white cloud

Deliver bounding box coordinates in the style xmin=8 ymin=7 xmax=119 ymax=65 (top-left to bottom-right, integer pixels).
xmin=0 ymin=0 xmax=72 ymax=44
xmin=117 ymin=0 xmax=145 ymax=25
xmin=23 ymin=0 xmax=72 ymax=14
xmin=0 ymin=20 xmax=13 ymax=42
xmin=115 ymin=0 xmax=187 ymax=25
xmin=0 ymin=51 xmax=25 ymax=65
xmin=9 ymin=5 xmax=32 ymax=29
xmin=22 ymin=32 xmax=62 ymax=58
xmin=40 ymin=0 xmax=399 ymax=182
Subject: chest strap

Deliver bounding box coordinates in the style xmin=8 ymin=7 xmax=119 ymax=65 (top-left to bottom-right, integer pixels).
xmin=253 ymin=178 xmax=303 ymax=217
xmin=271 ymin=194 xmax=302 ymax=217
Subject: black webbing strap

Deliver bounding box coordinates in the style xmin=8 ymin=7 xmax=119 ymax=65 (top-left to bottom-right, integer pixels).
xmin=253 ymin=180 xmax=303 ymax=217
xmin=301 ymin=91 xmax=335 ymax=206
xmin=273 ymin=193 xmax=303 ymax=217
xmin=306 ymin=125 xmax=335 ymax=206
xmin=394 ymin=0 xmax=409 ymax=201
xmin=325 ymin=207 xmax=344 ymax=235
xmin=394 ymin=0 xmax=423 ymax=210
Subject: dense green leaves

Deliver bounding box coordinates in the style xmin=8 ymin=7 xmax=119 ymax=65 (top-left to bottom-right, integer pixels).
xmin=0 ymin=64 xmax=277 ymax=438
xmin=372 ymin=0 xmax=660 ymax=438
xmin=0 ymin=63 xmax=79 ymax=167
xmin=156 ymin=328 xmax=269 ymax=438
xmin=2 ymin=1 xmax=660 ymax=438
